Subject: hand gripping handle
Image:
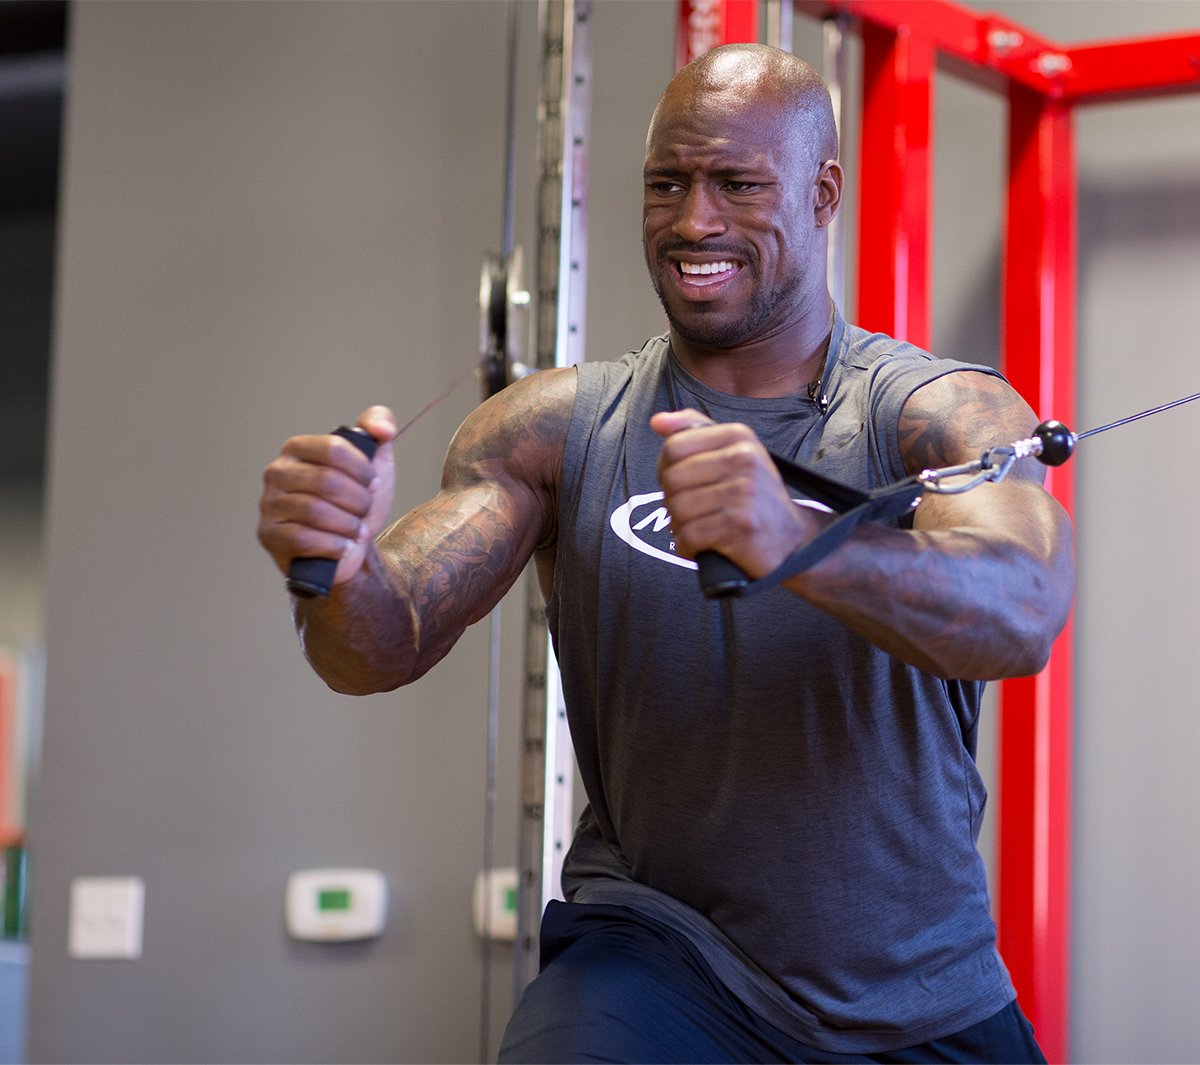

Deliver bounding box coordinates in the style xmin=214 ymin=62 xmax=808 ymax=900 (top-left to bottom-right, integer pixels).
xmin=286 ymin=426 xmax=378 ymax=599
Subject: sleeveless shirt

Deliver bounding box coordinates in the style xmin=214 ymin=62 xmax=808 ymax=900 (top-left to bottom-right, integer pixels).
xmin=547 ymin=310 xmax=1017 ymax=1054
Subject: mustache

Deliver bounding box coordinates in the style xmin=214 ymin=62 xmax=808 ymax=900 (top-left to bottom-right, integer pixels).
xmin=654 ymin=241 xmax=755 ymax=266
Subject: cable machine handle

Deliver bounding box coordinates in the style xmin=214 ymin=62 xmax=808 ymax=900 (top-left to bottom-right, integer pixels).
xmin=696 ymin=550 xmax=751 ymax=597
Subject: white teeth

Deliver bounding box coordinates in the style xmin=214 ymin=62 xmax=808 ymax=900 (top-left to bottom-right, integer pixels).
xmin=680 ymin=260 xmax=736 ymax=275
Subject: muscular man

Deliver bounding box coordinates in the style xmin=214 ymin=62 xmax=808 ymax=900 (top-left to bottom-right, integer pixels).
xmin=259 ymin=44 xmax=1072 ymax=1063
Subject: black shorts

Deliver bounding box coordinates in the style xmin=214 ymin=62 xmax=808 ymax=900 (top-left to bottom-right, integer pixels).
xmin=498 ymin=900 xmax=1047 ymax=1064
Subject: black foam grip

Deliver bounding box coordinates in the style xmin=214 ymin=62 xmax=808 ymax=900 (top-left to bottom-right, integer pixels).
xmin=286 ymin=426 xmax=379 ymax=599
xmin=697 ymin=549 xmax=751 ymax=599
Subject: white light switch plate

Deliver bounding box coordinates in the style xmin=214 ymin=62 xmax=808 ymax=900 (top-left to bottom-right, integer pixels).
xmin=69 ymin=877 xmax=145 ymax=959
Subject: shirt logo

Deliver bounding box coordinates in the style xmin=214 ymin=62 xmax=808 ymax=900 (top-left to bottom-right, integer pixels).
xmin=609 ymin=491 xmax=834 ymax=571
xmin=609 ymin=491 xmax=695 ymax=569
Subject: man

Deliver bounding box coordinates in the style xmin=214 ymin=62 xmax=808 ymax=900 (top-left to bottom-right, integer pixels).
xmin=259 ymin=44 xmax=1072 ymax=1063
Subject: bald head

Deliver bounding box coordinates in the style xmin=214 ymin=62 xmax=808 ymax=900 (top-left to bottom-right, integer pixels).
xmin=649 ymin=44 xmax=839 ymax=166
xmin=658 ymin=44 xmax=839 ymax=160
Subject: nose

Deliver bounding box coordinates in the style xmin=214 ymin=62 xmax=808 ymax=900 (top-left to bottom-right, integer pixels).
xmin=672 ymin=184 xmax=726 ymax=243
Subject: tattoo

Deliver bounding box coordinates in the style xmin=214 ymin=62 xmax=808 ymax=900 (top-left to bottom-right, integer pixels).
xmin=376 ymin=367 xmax=576 ymax=663
xmin=388 ymin=487 xmax=526 ymax=633
xmin=898 ymin=372 xmax=1043 ymax=483
xmin=295 ymin=369 xmax=578 ymax=692
xmin=443 ymin=365 xmax=575 ymax=551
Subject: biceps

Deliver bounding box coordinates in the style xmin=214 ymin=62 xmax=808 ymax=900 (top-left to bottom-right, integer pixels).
xmin=913 ymin=478 xmax=1072 ymax=568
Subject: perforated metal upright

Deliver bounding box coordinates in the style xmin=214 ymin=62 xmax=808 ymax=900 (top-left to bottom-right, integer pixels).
xmin=513 ymin=0 xmax=591 ymax=997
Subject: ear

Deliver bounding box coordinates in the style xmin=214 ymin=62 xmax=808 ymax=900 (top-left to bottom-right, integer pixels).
xmin=813 ymin=160 xmax=843 ymax=228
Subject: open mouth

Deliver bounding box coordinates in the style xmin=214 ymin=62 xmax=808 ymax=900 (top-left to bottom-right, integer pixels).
xmin=675 ymin=259 xmax=742 ymax=288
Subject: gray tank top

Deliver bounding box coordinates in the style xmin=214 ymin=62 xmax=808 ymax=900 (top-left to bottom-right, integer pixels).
xmin=548 ymin=311 xmax=1016 ymax=1054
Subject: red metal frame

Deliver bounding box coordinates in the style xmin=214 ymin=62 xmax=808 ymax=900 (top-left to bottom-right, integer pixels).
xmin=800 ymin=4 xmax=1199 ymax=1061
xmin=679 ymin=2 xmax=1200 ymax=1062
xmin=857 ymin=20 xmax=934 ymax=347
xmin=1063 ymin=32 xmax=1200 ymax=103
xmin=999 ymin=84 xmax=1076 ymax=1060
xmin=675 ymin=0 xmax=759 ymax=70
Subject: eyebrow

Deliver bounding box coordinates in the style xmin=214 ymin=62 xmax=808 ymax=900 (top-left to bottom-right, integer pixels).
xmin=643 ymin=165 xmax=774 ymax=181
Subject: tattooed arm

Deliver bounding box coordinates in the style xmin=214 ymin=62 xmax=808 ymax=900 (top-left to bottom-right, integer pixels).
xmin=654 ymin=371 xmax=1074 ymax=680
xmin=258 ymin=368 xmax=576 ymax=694
xmin=798 ymin=371 xmax=1074 ymax=678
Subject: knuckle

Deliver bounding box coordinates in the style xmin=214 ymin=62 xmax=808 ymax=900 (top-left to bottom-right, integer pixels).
xmin=310 ymin=465 xmax=338 ymax=495
xmin=262 ymin=456 xmax=290 ymax=485
xmin=729 ymin=438 xmax=765 ymax=466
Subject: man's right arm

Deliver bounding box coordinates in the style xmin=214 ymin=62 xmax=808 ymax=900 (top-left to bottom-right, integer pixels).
xmin=258 ymin=367 xmax=577 ymax=695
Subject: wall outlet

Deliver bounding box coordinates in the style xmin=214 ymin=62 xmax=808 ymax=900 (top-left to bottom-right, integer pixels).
xmin=69 ymin=876 xmax=145 ymax=959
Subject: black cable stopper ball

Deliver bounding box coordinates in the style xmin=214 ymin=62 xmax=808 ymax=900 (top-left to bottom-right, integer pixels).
xmin=1033 ymin=420 xmax=1075 ymax=466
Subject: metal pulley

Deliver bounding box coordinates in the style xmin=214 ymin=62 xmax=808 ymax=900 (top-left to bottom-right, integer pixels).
xmin=479 ymin=245 xmax=532 ymax=400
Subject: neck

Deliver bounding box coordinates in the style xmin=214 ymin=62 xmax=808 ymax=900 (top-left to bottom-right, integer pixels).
xmin=669 ymin=299 xmax=835 ymax=399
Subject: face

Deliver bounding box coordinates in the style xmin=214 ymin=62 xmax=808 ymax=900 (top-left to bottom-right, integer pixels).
xmin=642 ymin=87 xmax=826 ymax=351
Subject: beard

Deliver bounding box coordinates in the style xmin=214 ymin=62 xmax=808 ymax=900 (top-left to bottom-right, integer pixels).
xmin=649 ymin=245 xmax=804 ymax=349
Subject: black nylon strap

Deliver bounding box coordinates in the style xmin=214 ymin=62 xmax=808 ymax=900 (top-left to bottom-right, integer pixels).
xmin=699 ymin=453 xmax=924 ymax=599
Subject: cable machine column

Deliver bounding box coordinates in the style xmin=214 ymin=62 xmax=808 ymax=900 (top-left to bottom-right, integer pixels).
xmin=514 ymin=0 xmax=591 ymax=996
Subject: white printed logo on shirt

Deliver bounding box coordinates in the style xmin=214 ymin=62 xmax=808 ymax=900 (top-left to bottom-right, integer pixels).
xmin=609 ymin=492 xmax=696 ymax=570
xmin=609 ymin=492 xmax=833 ymax=571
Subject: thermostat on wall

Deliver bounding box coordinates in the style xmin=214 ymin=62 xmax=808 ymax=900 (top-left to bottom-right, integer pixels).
xmin=285 ymin=868 xmax=387 ymax=942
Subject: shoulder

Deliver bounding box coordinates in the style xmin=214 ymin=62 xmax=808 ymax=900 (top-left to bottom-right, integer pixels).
xmin=443 ymin=337 xmax=670 ymax=486
xmin=443 ymin=366 xmax=578 ymax=491
xmin=899 ymin=370 xmax=1040 ymax=477
xmin=840 ymin=322 xmax=996 ymax=396
xmin=826 ymin=319 xmax=997 ymax=425
xmin=574 ymin=335 xmax=670 ymax=391
xmin=826 ymin=318 xmax=1013 ymax=476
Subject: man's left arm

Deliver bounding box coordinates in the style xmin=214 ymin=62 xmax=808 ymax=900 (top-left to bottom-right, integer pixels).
xmin=808 ymin=370 xmax=1074 ymax=679
xmin=654 ymin=372 xmax=1075 ymax=680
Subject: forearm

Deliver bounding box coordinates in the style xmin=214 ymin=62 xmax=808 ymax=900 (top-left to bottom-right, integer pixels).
xmin=293 ymin=481 xmax=542 ymax=694
xmin=291 ymin=544 xmax=442 ymax=695
xmin=265 ymin=372 xmax=570 ymax=696
xmin=785 ymin=493 xmax=1074 ymax=680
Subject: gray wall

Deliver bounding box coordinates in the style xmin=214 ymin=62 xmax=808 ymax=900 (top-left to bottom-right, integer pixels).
xmin=18 ymin=1 xmax=1200 ymax=1063
xmin=27 ymin=2 xmax=668 ymax=1061
xmin=1067 ymin=41 xmax=1200 ymax=1065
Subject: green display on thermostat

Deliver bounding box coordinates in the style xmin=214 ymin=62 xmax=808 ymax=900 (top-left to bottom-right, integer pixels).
xmin=317 ymin=888 xmax=352 ymax=911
